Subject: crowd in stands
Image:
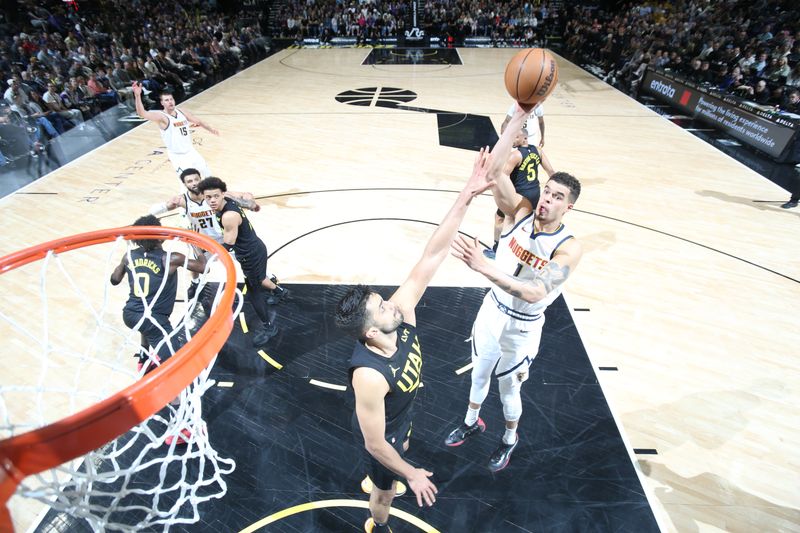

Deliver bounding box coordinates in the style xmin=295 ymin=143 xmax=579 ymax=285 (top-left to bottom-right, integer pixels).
xmin=563 ymin=0 xmax=800 ymax=112
xmin=275 ymin=0 xmax=562 ymax=46
xmin=1 ymin=0 xmax=268 ymax=166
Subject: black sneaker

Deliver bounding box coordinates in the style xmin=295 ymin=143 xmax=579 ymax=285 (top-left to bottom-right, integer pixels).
xmin=364 ymin=517 xmax=392 ymax=533
xmin=265 ymin=285 xmax=290 ymax=305
xmin=187 ymin=281 xmax=199 ymax=300
xmin=482 ymin=249 xmax=496 ymax=260
xmin=252 ymin=322 xmax=278 ymax=346
xmin=488 ymin=436 xmax=518 ymax=472
xmin=444 ymin=417 xmax=486 ymax=447
xmin=780 ymin=200 xmax=798 ymax=209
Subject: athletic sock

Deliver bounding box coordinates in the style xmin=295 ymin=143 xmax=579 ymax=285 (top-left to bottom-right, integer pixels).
xmin=492 ymin=240 xmax=499 ymax=252
xmin=502 ymin=427 xmax=518 ymax=445
xmin=465 ymin=406 xmax=480 ymax=426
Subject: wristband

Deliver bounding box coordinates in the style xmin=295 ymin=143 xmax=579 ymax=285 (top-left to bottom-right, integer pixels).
xmin=148 ymin=202 xmax=169 ymax=215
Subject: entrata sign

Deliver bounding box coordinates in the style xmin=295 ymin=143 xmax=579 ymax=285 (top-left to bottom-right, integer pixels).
xmin=642 ymin=68 xmax=798 ymax=159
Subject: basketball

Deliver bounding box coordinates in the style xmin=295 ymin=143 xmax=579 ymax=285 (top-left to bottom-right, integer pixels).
xmin=504 ymin=48 xmax=559 ymax=106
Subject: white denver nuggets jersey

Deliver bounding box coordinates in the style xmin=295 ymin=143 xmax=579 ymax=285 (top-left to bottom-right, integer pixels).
xmin=490 ymin=213 xmax=573 ymax=319
xmin=160 ymin=109 xmax=193 ymax=154
xmin=183 ymin=192 xmax=223 ymax=243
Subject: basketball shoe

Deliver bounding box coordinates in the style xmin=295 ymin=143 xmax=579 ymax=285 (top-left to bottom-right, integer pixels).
xmin=252 ymin=322 xmax=278 ymax=346
xmin=444 ymin=417 xmax=485 ymax=446
xmin=364 ymin=517 xmax=393 ymax=533
xmin=136 ymin=352 xmax=161 ymax=375
xmin=265 ymin=285 xmax=290 ymax=305
xmin=488 ymin=435 xmax=519 ymax=472
xmin=187 ymin=279 xmax=200 ymax=300
xmin=165 ymin=428 xmax=192 ymax=446
xmin=360 ymin=476 xmax=407 ymax=497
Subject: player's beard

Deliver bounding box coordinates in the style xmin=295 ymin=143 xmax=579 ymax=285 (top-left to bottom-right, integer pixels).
xmin=380 ymin=310 xmax=404 ymax=334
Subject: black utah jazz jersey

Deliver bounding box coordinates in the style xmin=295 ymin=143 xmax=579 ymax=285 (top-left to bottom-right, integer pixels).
xmin=510 ymin=145 xmax=542 ymax=192
xmin=124 ymin=248 xmax=177 ymax=316
xmin=217 ymin=198 xmax=265 ymax=259
xmin=349 ymin=322 xmax=422 ymax=435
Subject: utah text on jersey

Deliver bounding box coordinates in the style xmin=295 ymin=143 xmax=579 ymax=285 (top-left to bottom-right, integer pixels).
xmin=397 ymin=328 xmax=422 ymax=393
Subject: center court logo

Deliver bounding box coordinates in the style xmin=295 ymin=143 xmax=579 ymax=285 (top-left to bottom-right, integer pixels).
xmin=650 ymin=79 xmax=676 ymax=98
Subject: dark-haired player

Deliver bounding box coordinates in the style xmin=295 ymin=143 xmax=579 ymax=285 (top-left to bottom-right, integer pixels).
xmin=110 ymin=215 xmax=208 ymax=372
xmin=149 ymin=168 xmax=261 ymax=299
xmin=445 ymin=104 xmax=583 ymax=472
xmin=198 ymin=177 xmax=285 ymax=346
xmin=484 ymin=125 xmax=555 ymax=259
xmin=334 ymin=148 xmax=494 ymax=533
xmin=132 ymin=82 xmax=217 ymax=177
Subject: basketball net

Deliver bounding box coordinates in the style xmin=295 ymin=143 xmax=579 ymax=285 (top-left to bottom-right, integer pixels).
xmin=0 ymin=229 xmax=241 ymax=532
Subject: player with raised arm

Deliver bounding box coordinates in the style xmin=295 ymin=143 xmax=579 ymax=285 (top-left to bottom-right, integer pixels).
xmin=485 ymin=125 xmax=556 ymax=259
xmin=334 ymin=148 xmax=494 ymax=533
xmin=445 ymin=104 xmax=583 ymax=473
xmin=132 ymin=82 xmax=217 ymax=177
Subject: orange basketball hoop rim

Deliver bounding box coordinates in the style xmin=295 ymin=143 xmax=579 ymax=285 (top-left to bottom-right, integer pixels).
xmin=0 ymin=227 xmax=236 ymax=532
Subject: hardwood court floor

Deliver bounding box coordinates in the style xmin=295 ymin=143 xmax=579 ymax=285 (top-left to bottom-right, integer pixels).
xmin=2 ymin=48 xmax=799 ymax=532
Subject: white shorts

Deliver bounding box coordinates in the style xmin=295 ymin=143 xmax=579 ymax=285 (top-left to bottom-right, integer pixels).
xmin=471 ymin=292 xmax=545 ymax=378
xmin=169 ymin=148 xmax=211 ymax=178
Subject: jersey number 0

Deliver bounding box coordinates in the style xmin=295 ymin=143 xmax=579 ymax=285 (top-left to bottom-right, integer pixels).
xmin=133 ymin=272 xmax=150 ymax=298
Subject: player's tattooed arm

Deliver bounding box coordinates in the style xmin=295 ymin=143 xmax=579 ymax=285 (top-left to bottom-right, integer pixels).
xmin=483 ymin=261 xmax=571 ymax=303
xmin=228 ymin=195 xmax=259 ymax=211
xmin=225 ymin=191 xmax=260 ymax=212
xmin=453 ymin=236 xmax=582 ymax=303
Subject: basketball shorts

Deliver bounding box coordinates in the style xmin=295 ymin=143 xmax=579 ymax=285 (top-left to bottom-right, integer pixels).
xmin=237 ymin=241 xmax=268 ymax=284
xmin=169 ymin=148 xmax=211 ymax=178
xmin=471 ymin=292 xmax=545 ymax=381
xmin=516 ymin=180 xmax=541 ymax=211
xmin=354 ymin=414 xmax=413 ymax=491
xmin=122 ymin=308 xmax=178 ymax=359
xmin=496 ymin=181 xmax=540 ymax=217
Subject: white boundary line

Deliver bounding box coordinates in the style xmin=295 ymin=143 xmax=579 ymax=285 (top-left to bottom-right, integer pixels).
xmin=563 ymin=294 xmax=670 ymax=533
xmin=455 ymin=361 xmax=474 ymax=375
xmin=309 ymin=379 xmax=347 ymax=391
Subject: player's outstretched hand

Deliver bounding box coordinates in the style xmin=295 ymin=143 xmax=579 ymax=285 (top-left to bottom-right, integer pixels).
xmin=131 ymin=81 xmax=142 ymax=97
xmin=451 ymin=235 xmax=487 ymax=272
xmin=466 ymin=146 xmax=494 ymax=198
xmin=517 ymin=101 xmax=534 ymax=114
xmin=407 ymin=468 xmax=437 ymax=507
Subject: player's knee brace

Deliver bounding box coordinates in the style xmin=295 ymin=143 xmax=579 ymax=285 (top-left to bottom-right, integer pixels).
xmin=498 ymin=374 xmax=523 ymax=422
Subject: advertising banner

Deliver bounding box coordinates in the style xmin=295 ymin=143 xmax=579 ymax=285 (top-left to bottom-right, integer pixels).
xmin=641 ymin=69 xmax=798 ymax=159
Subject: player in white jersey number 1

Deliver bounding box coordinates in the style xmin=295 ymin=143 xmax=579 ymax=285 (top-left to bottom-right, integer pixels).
xmin=132 ymin=81 xmax=218 ymax=177
xmin=445 ymin=103 xmax=583 ymax=473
